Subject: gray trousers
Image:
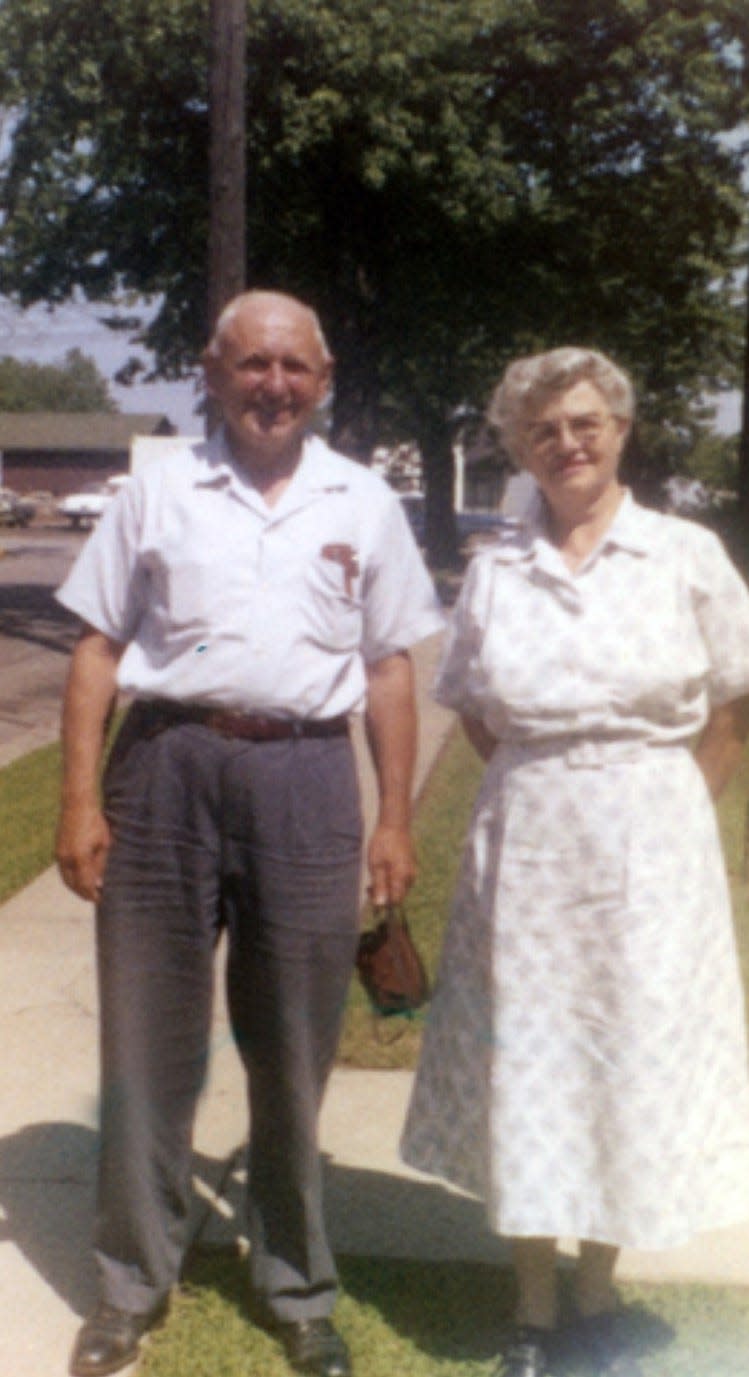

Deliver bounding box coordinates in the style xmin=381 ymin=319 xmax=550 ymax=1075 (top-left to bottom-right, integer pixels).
xmin=93 ymin=704 xmax=362 ymax=1320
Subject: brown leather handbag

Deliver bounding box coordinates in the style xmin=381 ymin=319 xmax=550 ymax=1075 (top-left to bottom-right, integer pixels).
xmin=356 ymin=903 xmax=429 ymax=1016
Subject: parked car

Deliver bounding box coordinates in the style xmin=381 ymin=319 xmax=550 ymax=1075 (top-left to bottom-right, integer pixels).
xmin=0 ymin=486 xmax=36 ymax=527
xmin=399 ymin=492 xmax=507 ymax=548
xmin=57 ymin=474 xmax=130 ymax=530
xmin=456 ymin=510 xmax=508 ymax=543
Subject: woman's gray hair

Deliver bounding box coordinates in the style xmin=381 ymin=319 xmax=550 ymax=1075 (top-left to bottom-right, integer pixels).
xmin=487 ymin=347 xmax=635 ymax=462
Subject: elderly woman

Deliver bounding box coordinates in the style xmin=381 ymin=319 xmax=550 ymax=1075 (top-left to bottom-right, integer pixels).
xmin=401 ymin=348 xmax=749 ymax=1377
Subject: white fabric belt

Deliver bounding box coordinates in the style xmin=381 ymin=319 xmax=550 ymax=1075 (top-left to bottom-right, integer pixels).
xmin=497 ymin=737 xmax=687 ymax=770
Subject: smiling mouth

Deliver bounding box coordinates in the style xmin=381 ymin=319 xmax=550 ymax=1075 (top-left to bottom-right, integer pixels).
xmin=251 ymin=406 xmax=295 ymax=429
xmin=552 ymin=456 xmax=590 ymax=475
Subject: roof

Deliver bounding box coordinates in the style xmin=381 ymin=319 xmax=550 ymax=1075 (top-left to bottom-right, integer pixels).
xmin=0 ymin=413 xmax=174 ymax=452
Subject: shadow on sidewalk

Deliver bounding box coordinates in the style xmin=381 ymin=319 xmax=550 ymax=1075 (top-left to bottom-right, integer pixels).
xmin=0 ymin=1120 xmax=225 ymax=1317
xmin=0 ymin=585 xmax=78 ymax=655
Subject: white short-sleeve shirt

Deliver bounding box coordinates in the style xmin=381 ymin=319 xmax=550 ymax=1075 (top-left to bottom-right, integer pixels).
xmin=57 ymin=431 xmax=444 ymax=718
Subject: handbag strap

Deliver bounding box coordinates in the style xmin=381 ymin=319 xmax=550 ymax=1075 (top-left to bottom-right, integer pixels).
xmin=367 ymin=901 xmax=424 ymax=1043
xmin=373 ymin=900 xmax=407 ymax=931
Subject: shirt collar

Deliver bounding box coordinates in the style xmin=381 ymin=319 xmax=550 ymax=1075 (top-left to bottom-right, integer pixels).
xmin=192 ymin=427 xmax=245 ymax=491
xmin=494 ymin=486 xmax=654 ymax=564
xmin=193 ymin=430 xmax=348 ymax=513
xmin=285 ymin=434 xmax=350 ymax=496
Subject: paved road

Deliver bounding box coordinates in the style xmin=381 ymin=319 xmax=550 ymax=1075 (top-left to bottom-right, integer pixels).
xmin=0 ymin=525 xmax=82 ymax=767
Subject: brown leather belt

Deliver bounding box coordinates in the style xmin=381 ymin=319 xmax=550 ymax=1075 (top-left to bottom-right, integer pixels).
xmin=140 ymin=700 xmax=349 ymax=743
xmin=203 ymin=710 xmax=349 ymax=741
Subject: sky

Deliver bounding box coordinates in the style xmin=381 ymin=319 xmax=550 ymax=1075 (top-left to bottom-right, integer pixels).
xmin=0 ymin=294 xmax=742 ymax=439
xmin=0 ymin=296 xmax=204 ymax=436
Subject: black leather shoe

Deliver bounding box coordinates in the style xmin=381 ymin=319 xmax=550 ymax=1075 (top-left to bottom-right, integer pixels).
xmin=69 ymin=1300 xmax=166 ymax=1377
xmin=275 ymin=1318 xmax=351 ymax=1377
xmin=496 ymin=1325 xmax=551 ymax=1377
xmin=574 ymin=1312 xmax=644 ymax=1377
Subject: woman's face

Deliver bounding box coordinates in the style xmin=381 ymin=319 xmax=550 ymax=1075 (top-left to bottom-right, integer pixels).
xmin=517 ymin=379 xmax=630 ymax=513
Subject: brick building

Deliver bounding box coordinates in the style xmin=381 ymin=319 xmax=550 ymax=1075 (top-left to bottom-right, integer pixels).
xmin=0 ymin=413 xmax=174 ymax=495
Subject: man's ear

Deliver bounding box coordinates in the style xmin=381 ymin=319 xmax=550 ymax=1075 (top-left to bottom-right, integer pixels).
xmin=317 ymin=359 xmax=335 ymax=410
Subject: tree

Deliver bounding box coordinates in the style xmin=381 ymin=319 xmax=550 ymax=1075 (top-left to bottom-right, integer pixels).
xmin=0 ymin=349 xmax=117 ymax=412
xmin=685 ymin=429 xmax=739 ymax=492
xmin=0 ymin=0 xmax=746 ymax=561
xmin=739 ymin=246 xmax=749 ymax=525
xmin=208 ymin=0 xmax=247 ymax=331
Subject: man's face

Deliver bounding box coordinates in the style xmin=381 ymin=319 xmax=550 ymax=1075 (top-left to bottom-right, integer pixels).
xmin=205 ymin=298 xmax=332 ymax=470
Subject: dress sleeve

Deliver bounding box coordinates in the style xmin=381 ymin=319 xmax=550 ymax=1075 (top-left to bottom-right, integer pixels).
xmin=689 ymin=525 xmax=749 ymax=706
xmin=432 ymin=555 xmax=490 ymax=714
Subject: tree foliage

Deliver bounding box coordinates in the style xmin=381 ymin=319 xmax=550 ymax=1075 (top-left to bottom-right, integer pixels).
xmin=0 ymin=349 xmax=117 ymax=412
xmin=685 ymin=429 xmax=739 ymax=491
xmin=0 ymin=0 xmax=746 ymax=555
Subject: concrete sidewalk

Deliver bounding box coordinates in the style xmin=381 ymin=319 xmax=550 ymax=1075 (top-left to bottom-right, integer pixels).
xmin=1 ymin=631 xmax=749 ymax=1377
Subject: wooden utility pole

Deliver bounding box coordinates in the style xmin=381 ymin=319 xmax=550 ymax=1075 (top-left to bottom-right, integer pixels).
xmin=207 ymin=0 xmax=247 ymax=336
xmin=738 ymin=253 xmax=749 ymax=529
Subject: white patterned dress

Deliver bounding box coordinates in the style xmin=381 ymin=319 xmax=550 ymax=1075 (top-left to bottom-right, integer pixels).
xmin=401 ymin=492 xmax=749 ymax=1248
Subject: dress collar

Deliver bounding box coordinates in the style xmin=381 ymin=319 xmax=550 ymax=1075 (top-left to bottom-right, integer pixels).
xmin=593 ymin=489 xmax=655 ymax=555
xmin=490 ymin=487 xmax=656 ymax=571
xmin=503 ymin=490 xmax=655 ymax=553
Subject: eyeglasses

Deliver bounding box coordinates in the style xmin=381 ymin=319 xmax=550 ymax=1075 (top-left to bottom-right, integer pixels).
xmin=525 ymin=413 xmax=614 ymax=453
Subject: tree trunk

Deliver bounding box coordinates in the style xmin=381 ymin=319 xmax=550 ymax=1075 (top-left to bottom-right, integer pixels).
xmin=738 ymin=255 xmax=749 ymax=529
xmin=329 ymin=357 xmax=381 ymax=461
xmin=417 ymin=421 xmax=460 ymax=568
xmin=207 ymin=0 xmax=247 ymax=335
xmin=327 ymin=298 xmax=383 ymax=461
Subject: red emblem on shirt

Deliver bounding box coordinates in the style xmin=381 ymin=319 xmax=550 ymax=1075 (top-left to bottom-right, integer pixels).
xmin=321 ymin=543 xmax=360 ymax=597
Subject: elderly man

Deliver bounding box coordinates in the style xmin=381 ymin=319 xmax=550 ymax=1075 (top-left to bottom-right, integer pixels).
xmin=56 ymin=290 xmax=443 ymax=1377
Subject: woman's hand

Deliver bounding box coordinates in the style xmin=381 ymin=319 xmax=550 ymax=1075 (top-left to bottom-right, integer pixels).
xmin=695 ymin=695 xmax=749 ymax=800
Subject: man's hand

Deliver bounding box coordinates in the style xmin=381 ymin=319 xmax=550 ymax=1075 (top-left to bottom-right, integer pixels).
xmin=367 ymin=822 xmax=417 ymax=907
xmin=56 ymin=625 xmax=123 ymax=902
xmin=56 ymin=801 xmax=112 ymax=901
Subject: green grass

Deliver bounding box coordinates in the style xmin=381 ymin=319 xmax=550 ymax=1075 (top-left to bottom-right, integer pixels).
xmin=0 ymin=739 xmax=62 ymax=903
xmin=338 ymin=726 xmax=484 ymax=1068
xmin=716 ymin=735 xmax=749 ymax=993
xmin=0 ymin=709 xmax=126 ymax=906
xmin=138 ymin=1250 xmax=749 ymax=1377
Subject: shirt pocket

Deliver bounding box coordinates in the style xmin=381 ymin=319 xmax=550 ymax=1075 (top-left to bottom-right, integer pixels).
xmin=303 ymin=551 xmax=363 ymax=651
xmin=155 ymin=550 xmax=234 ymax=631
